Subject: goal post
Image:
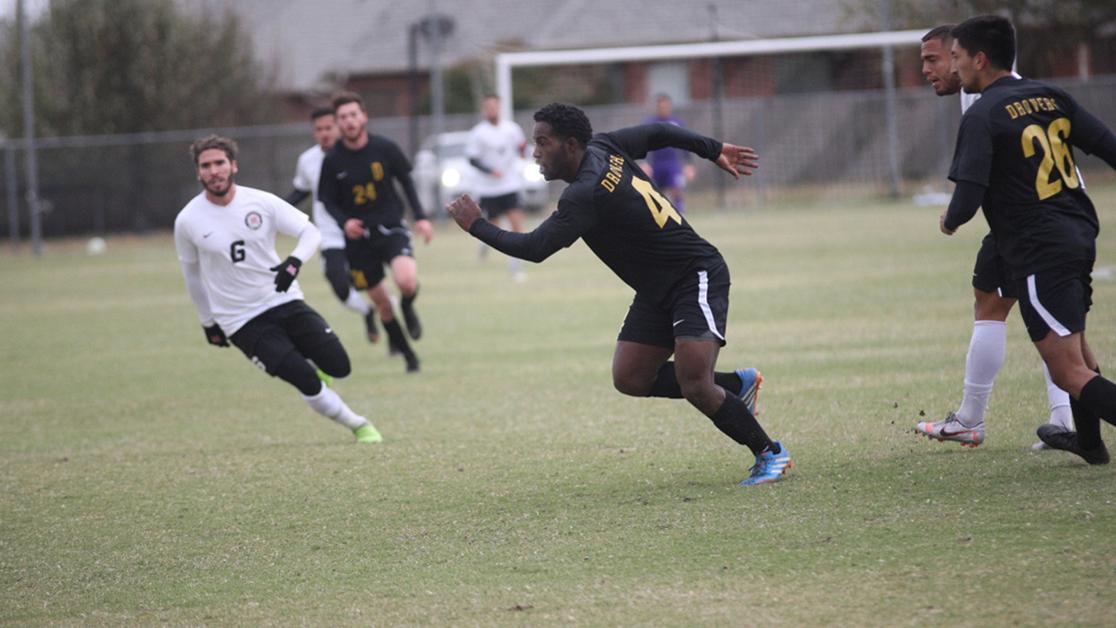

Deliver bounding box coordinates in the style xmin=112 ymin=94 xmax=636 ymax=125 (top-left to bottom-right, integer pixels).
xmin=495 ymin=29 xmax=929 ymax=122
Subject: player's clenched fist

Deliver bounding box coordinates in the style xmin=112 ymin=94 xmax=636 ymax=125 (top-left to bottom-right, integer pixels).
xmin=269 ymin=256 xmax=302 ymax=292
xmin=446 ymin=194 xmax=484 ymax=232
xmin=203 ymin=323 xmax=229 ymax=347
xmin=716 ymin=144 xmax=759 ymax=179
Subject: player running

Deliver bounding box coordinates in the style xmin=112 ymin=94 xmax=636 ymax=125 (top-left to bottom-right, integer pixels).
xmin=318 ymin=92 xmax=431 ymax=373
xmin=285 ymin=107 xmax=387 ymax=346
xmin=174 ymin=135 xmax=382 ymax=444
xmin=447 ymin=103 xmax=782 ymax=486
xmin=942 ymin=15 xmax=1116 ymax=465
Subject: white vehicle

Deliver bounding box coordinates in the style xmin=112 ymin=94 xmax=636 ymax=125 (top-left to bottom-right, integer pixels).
xmin=412 ymin=131 xmax=547 ymax=216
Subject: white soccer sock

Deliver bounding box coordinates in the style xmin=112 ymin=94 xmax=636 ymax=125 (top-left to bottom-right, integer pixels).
xmin=343 ymin=289 xmax=371 ymax=316
xmin=956 ymin=320 xmax=1007 ymax=426
xmin=1042 ymin=361 xmax=1074 ymax=429
xmin=507 ymin=256 xmax=522 ymax=275
xmin=303 ymin=383 xmax=367 ymax=430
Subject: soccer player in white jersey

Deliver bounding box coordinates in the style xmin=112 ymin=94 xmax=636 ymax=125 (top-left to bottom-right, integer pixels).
xmin=286 ymin=108 xmax=394 ymax=349
xmin=175 ymin=135 xmax=382 ymax=443
xmin=466 ymin=94 xmax=529 ymax=281
xmin=915 ymin=24 xmax=1072 ymax=450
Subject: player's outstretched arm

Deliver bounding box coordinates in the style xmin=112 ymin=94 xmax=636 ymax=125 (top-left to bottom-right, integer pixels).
xmin=715 ymin=144 xmax=759 ymax=179
xmin=447 ymin=194 xmax=584 ymax=263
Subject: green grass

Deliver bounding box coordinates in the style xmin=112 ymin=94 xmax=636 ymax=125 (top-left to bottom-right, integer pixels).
xmin=3 ymin=188 xmax=1116 ymax=625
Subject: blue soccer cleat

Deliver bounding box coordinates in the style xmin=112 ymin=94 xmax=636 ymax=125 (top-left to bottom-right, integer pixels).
xmin=735 ymin=368 xmax=763 ymax=416
xmin=739 ymin=441 xmax=793 ymax=486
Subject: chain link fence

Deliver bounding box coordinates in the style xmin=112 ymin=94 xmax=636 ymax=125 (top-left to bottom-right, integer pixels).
xmin=3 ymin=75 xmax=1115 ymax=240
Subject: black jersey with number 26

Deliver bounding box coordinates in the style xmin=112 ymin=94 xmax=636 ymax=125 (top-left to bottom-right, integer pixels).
xmin=949 ymin=76 xmax=1109 ymax=275
xmin=470 ymin=123 xmax=724 ymax=303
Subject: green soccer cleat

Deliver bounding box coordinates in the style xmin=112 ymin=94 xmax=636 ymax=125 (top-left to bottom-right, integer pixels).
xmin=353 ymin=423 xmax=383 ymax=444
xmin=315 ymin=368 xmax=334 ymax=387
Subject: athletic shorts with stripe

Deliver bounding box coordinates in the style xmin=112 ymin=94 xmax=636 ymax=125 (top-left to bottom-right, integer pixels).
xmin=618 ymin=258 xmax=729 ymax=348
xmin=972 ymin=233 xmax=1018 ymax=299
xmin=1018 ymin=259 xmax=1093 ymax=342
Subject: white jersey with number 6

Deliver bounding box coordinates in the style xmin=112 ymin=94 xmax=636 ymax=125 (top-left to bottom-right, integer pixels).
xmin=174 ymin=186 xmax=308 ymax=335
xmin=293 ymin=145 xmax=347 ymax=250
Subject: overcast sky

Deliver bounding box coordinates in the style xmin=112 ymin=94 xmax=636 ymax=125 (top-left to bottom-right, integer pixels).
xmin=0 ymin=0 xmax=48 ymax=21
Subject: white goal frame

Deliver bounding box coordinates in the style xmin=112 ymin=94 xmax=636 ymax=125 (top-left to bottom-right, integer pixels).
xmin=494 ymin=29 xmax=929 ymax=121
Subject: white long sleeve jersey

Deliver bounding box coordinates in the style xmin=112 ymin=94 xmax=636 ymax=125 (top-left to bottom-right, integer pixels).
xmin=174 ymin=186 xmax=312 ymax=335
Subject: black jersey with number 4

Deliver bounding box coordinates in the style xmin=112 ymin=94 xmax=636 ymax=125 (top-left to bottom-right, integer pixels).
xmin=469 ymin=123 xmax=723 ymax=303
xmin=318 ymin=134 xmax=426 ymax=230
xmin=949 ymin=76 xmax=1110 ymax=275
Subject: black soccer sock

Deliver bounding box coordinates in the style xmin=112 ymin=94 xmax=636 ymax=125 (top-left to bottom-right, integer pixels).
xmin=383 ymin=319 xmax=415 ymax=356
xmin=1079 ymin=374 xmax=1116 ymax=429
xmin=1070 ymin=397 xmax=1103 ymax=450
xmin=648 ymin=362 xmax=683 ymax=398
xmin=648 ymin=362 xmax=743 ymax=399
xmin=708 ymin=393 xmax=774 ymax=456
xmin=402 ymin=285 xmax=419 ymax=310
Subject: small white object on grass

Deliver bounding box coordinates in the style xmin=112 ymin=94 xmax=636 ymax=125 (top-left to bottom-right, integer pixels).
xmin=86 ymin=237 xmax=107 ymax=255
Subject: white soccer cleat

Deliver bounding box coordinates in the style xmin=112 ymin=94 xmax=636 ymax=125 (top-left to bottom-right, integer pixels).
xmin=915 ymin=412 xmax=985 ymax=448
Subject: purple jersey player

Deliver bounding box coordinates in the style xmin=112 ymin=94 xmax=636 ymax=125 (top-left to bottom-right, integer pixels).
xmin=643 ymin=94 xmax=696 ymax=213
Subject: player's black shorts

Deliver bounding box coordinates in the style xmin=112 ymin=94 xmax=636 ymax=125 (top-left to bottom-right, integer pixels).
xmin=1018 ymin=260 xmax=1093 ymax=342
xmin=230 ymin=300 xmax=338 ymax=375
xmin=972 ymin=233 xmax=1018 ymax=298
xmin=479 ymin=192 xmax=521 ymax=219
xmin=618 ymin=258 xmax=730 ymax=348
xmin=344 ymin=224 xmax=413 ymax=290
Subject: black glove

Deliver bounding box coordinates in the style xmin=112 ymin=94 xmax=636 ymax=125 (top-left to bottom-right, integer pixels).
xmin=269 ymin=256 xmax=302 ymax=292
xmin=203 ymin=323 xmax=229 ymax=347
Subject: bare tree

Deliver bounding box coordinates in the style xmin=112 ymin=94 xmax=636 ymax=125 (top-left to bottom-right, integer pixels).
xmin=1 ymin=0 xmax=277 ymax=137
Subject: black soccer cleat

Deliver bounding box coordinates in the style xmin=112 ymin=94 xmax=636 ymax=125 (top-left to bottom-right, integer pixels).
xmin=1036 ymin=425 xmax=1110 ymax=465
xmin=404 ymin=351 xmax=420 ymax=373
xmin=402 ymin=301 xmax=422 ymax=340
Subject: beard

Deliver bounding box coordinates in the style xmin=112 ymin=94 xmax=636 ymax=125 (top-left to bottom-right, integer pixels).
xmin=203 ymin=174 xmax=234 ymax=196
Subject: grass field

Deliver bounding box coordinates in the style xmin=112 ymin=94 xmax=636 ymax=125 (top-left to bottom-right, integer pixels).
xmin=3 ymin=187 xmax=1116 ymax=626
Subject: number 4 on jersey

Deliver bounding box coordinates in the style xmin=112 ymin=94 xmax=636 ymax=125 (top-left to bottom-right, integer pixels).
xmin=631 ymin=177 xmax=682 ymax=228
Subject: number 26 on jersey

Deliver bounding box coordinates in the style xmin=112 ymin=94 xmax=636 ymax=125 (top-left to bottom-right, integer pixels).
xmin=1021 ymin=117 xmax=1080 ymax=201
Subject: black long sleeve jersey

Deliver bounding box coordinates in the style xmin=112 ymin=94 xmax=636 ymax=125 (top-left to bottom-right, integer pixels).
xmin=318 ymin=133 xmax=427 ymax=230
xmin=470 ymin=123 xmax=726 ymax=303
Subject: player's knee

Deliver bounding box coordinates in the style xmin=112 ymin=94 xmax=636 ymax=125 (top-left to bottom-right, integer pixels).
xmin=678 ymin=374 xmax=717 ymax=406
xmin=325 ymin=266 xmax=350 ymax=302
xmin=613 ymin=371 xmax=650 ymax=397
xmin=973 ymin=290 xmax=1013 ymax=321
xmin=314 ymin=340 xmax=351 ymax=379
xmin=274 ymin=352 xmax=322 ymax=396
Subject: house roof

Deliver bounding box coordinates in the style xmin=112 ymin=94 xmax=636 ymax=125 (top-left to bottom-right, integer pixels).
xmin=192 ymin=0 xmax=873 ymax=92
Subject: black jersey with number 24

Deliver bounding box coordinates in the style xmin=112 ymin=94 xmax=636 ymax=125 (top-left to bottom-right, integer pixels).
xmin=949 ymin=76 xmax=1110 ymax=276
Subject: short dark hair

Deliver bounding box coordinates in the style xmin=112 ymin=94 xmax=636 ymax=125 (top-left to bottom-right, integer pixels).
xmin=190 ymin=134 xmax=237 ymax=165
xmin=533 ymin=102 xmax=592 ymax=147
xmin=951 ymin=15 xmax=1015 ymax=71
xmin=921 ymin=24 xmax=955 ymax=43
xmin=310 ymin=107 xmax=334 ymax=121
xmin=482 ymin=93 xmax=499 ymax=101
xmin=331 ymin=91 xmax=365 ymax=112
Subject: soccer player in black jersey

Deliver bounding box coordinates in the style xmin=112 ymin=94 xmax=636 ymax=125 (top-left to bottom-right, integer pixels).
xmin=447 ymin=103 xmax=790 ymax=486
xmin=943 ymin=15 xmax=1116 ymax=465
xmin=915 ymin=25 xmax=1073 ymax=451
xmin=319 ymin=92 xmax=431 ymax=373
